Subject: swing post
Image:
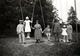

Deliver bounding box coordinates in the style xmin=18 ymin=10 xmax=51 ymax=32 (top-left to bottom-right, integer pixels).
xmin=74 ymin=0 xmax=78 ymax=42
xmin=19 ymin=0 xmax=24 ymax=20
xmin=39 ymin=0 xmax=45 ymax=28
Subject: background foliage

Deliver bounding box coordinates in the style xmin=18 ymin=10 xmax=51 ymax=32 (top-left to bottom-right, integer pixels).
xmin=0 ymin=0 xmax=56 ymax=35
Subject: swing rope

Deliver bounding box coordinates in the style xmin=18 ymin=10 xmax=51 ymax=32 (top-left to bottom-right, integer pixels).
xmin=31 ymin=0 xmax=37 ymax=23
xmin=20 ymin=0 xmax=24 ymax=20
xmin=31 ymin=0 xmax=45 ymax=28
xmin=20 ymin=0 xmax=45 ymax=28
xmin=39 ymin=0 xmax=45 ymax=28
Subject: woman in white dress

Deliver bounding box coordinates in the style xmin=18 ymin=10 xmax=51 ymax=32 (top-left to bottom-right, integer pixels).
xmin=24 ymin=16 xmax=32 ymax=38
xmin=61 ymin=25 xmax=68 ymax=42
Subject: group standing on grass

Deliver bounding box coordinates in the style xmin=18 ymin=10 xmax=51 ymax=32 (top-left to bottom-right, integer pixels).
xmin=16 ymin=16 xmax=73 ymax=44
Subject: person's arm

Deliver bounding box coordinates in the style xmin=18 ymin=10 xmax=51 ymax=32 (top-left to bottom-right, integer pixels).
xmin=31 ymin=27 xmax=35 ymax=29
xmin=71 ymin=25 xmax=73 ymax=33
xmin=23 ymin=21 xmax=26 ymax=27
xmin=32 ymin=24 xmax=36 ymax=29
xmin=42 ymin=28 xmax=46 ymax=33
xmin=29 ymin=20 xmax=32 ymax=23
xmin=39 ymin=24 xmax=42 ymax=32
xmin=16 ymin=25 xmax=19 ymax=34
xmin=30 ymin=21 xmax=32 ymax=23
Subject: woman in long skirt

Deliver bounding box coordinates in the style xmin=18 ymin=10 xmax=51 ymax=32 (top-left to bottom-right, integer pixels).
xmin=34 ymin=20 xmax=42 ymax=43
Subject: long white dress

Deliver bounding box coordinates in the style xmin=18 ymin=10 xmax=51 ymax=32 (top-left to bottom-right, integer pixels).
xmin=61 ymin=28 xmax=67 ymax=35
xmin=24 ymin=20 xmax=31 ymax=32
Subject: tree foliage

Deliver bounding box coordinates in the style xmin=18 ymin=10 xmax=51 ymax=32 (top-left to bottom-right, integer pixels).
xmin=67 ymin=6 xmax=77 ymax=24
xmin=0 ymin=0 xmax=56 ymax=35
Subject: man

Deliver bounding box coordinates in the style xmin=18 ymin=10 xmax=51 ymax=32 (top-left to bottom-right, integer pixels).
xmin=16 ymin=20 xmax=25 ymax=43
xmin=54 ymin=20 xmax=61 ymax=42
xmin=24 ymin=16 xmax=32 ymax=38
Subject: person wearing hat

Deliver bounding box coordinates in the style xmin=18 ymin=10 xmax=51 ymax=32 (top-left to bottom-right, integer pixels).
xmin=24 ymin=16 xmax=32 ymax=39
xmin=16 ymin=20 xmax=25 ymax=43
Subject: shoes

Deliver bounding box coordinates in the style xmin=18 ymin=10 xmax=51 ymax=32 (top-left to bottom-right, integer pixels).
xmin=66 ymin=40 xmax=69 ymax=42
xmin=27 ymin=36 xmax=30 ymax=38
xmin=63 ymin=40 xmax=66 ymax=42
xmin=36 ymin=39 xmax=40 ymax=43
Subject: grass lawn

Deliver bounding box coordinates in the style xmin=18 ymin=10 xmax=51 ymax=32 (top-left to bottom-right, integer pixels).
xmin=0 ymin=33 xmax=80 ymax=56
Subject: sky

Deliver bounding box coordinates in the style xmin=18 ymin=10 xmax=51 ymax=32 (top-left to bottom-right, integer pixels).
xmin=52 ymin=0 xmax=80 ymax=22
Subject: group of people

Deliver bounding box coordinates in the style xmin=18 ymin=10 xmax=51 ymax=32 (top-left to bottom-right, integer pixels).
xmin=53 ymin=20 xmax=73 ymax=43
xmin=16 ymin=16 xmax=73 ymax=44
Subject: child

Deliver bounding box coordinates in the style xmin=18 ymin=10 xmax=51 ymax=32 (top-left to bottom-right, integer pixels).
xmin=42 ymin=25 xmax=51 ymax=41
xmin=16 ymin=20 xmax=25 ymax=43
xmin=61 ymin=25 xmax=68 ymax=42
xmin=24 ymin=16 xmax=32 ymax=39
xmin=33 ymin=20 xmax=42 ymax=43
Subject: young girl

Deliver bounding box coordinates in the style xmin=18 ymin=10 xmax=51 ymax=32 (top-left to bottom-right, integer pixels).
xmin=16 ymin=20 xmax=25 ymax=43
xmin=61 ymin=25 xmax=68 ymax=42
xmin=33 ymin=20 xmax=42 ymax=43
xmin=42 ymin=25 xmax=51 ymax=41
xmin=24 ymin=16 xmax=32 ymax=39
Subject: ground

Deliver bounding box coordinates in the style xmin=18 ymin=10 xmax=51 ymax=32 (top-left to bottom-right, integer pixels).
xmin=0 ymin=34 xmax=80 ymax=56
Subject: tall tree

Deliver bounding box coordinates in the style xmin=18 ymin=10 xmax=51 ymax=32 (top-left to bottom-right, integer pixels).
xmin=67 ymin=6 xmax=77 ymax=24
xmin=67 ymin=6 xmax=78 ymax=32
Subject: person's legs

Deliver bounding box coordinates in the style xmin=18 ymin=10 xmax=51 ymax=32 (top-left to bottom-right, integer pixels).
xmin=63 ymin=35 xmax=66 ymax=42
xmin=22 ymin=33 xmax=25 ymax=43
xmin=70 ymin=33 xmax=72 ymax=40
xmin=19 ymin=33 xmax=22 ymax=43
xmin=54 ymin=33 xmax=57 ymax=42
xmin=25 ymin=32 xmax=27 ymax=38
xmin=36 ymin=39 xmax=39 ymax=43
xmin=69 ymin=33 xmax=72 ymax=42
xmin=66 ymin=35 xmax=69 ymax=42
xmin=46 ymin=33 xmax=48 ymax=40
xmin=48 ymin=33 xmax=51 ymax=41
xmin=27 ymin=32 xmax=30 ymax=38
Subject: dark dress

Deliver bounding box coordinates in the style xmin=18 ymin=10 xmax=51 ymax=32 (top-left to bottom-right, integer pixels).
xmin=54 ymin=22 xmax=61 ymax=41
xmin=34 ymin=24 xmax=42 ymax=40
xmin=54 ymin=22 xmax=61 ymax=33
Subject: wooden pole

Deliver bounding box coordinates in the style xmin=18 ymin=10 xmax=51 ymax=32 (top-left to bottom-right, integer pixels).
xmin=39 ymin=0 xmax=45 ymax=28
xmin=74 ymin=0 xmax=78 ymax=42
xmin=20 ymin=0 xmax=24 ymax=20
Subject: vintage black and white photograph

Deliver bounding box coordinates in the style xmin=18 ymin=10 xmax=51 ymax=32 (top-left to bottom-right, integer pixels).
xmin=0 ymin=0 xmax=80 ymax=56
